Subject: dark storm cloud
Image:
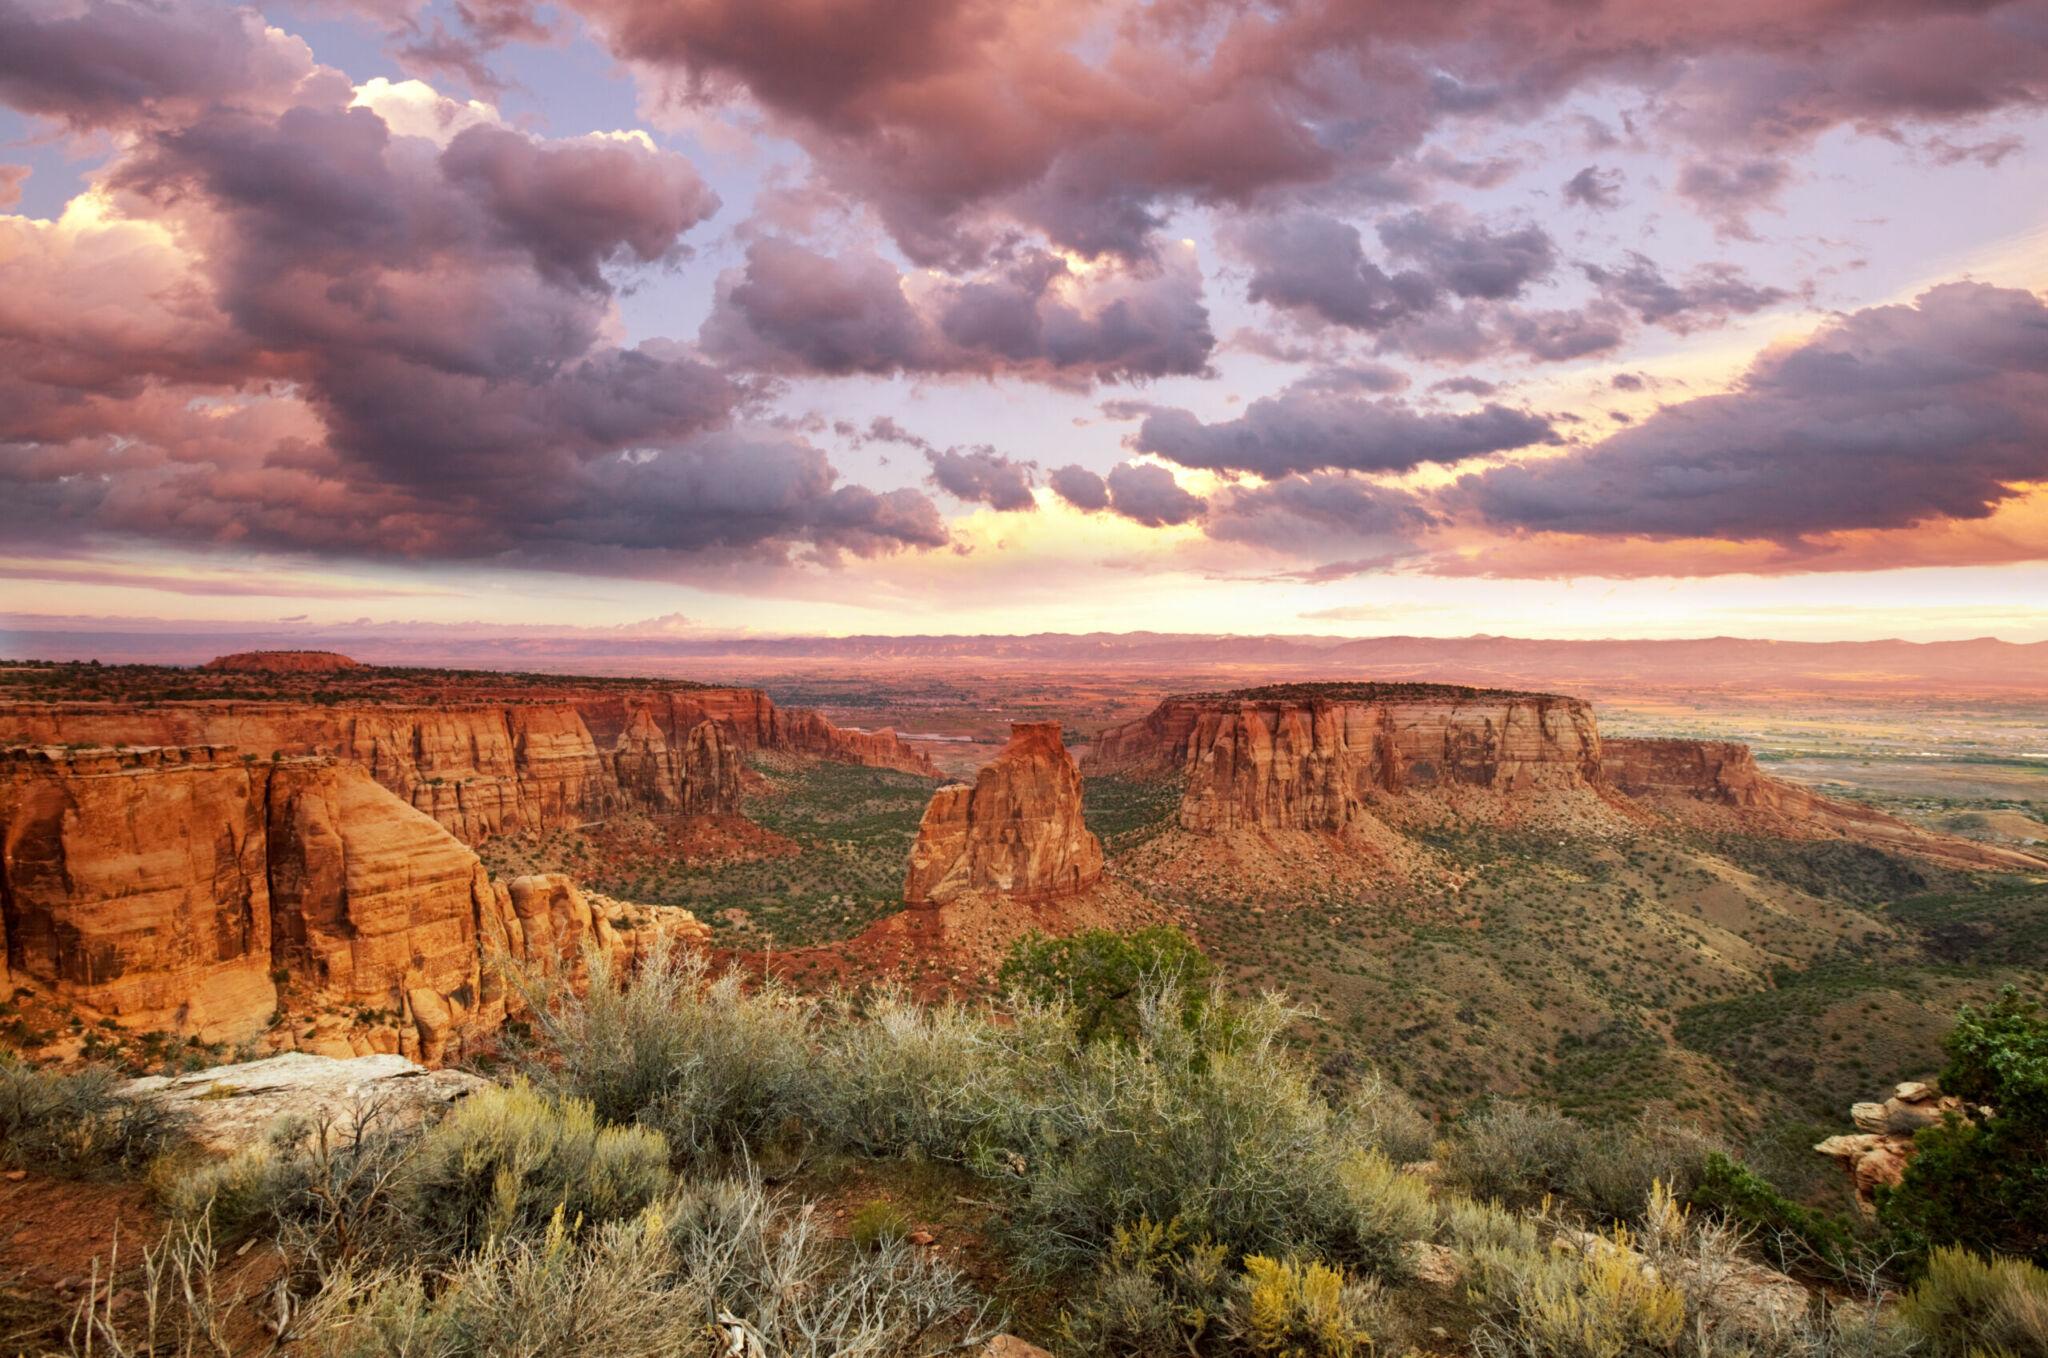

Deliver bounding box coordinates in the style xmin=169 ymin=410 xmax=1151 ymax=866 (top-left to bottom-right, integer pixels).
xmin=1126 ymin=375 xmax=1558 ymax=478
xmin=1454 ymin=282 xmax=2048 ymax=542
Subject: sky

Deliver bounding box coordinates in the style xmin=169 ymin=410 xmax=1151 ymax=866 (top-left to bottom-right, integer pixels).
xmin=3 ymin=0 xmax=2048 ymax=644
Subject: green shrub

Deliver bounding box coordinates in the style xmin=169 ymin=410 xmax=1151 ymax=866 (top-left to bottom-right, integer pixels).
xmin=395 ymin=1081 xmax=670 ymax=1250
xmin=1691 ymin=1151 xmax=1866 ymax=1283
xmin=820 ymin=989 xmax=1019 ymax=1162
xmin=1333 ymin=1069 xmax=1434 ymax=1164
xmin=0 ymin=1053 xmax=183 ymax=1173
xmin=850 ymin=1199 xmax=911 ymax=1250
xmin=1005 ymin=986 xmax=1431 ymax=1275
xmin=518 ymin=943 xmax=822 ymax=1166
xmin=1895 ymin=1245 xmax=2048 ymax=1358
xmin=1880 ymin=989 xmax=2048 ymax=1266
xmin=1441 ymin=1101 xmax=1721 ymax=1222
xmin=999 ymin=926 xmax=1215 ymax=1045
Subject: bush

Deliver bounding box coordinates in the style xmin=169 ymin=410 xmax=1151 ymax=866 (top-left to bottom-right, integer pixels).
xmin=0 ymin=1053 xmax=183 ymax=1173
xmin=850 ymin=1199 xmax=911 ymax=1250
xmin=1333 ymin=1070 xmax=1435 ymax=1164
xmin=1005 ymin=986 xmax=1432 ymax=1275
xmin=395 ymin=1081 xmax=670 ymax=1251
xmin=819 ymin=990 xmax=1018 ymax=1162
xmin=1880 ymin=988 xmax=2048 ymax=1266
xmin=518 ymin=943 xmax=822 ymax=1167
xmin=1441 ymin=1100 xmax=1721 ymax=1222
xmin=1691 ymin=1152 xmax=1867 ymax=1283
xmin=1895 ymin=1245 xmax=2048 ymax=1358
xmin=999 ymin=926 xmax=1215 ymax=1045
xmin=1235 ymin=1255 xmax=1378 ymax=1358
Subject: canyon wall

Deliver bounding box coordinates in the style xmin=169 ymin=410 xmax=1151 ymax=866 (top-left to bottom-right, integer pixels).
xmin=1601 ymin=737 xmax=2044 ymax=872
xmin=0 ymin=687 xmax=934 ymax=845
xmin=1086 ymin=685 xmax=1610 ymax=836
xmin=905 ymin=722 xmax=1104 ymax=906
xmin=0 ymin=745 xmax=703 ymax=1060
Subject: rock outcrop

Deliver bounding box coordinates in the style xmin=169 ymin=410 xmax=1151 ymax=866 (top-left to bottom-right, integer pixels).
xmin=1604 ymin=737 xmax=2046 ymax=872
xmin=1087 ymin=684 xmax=1611 ymax=837
xmin=121 ymin=1052 xmax=487 ymax=1152
xmin=0 ymin=687 xmax=936 ymax=846
xmin=203 ymin=650 xmax=362 ymax=673
xmin=904 ymin=722 xmax=1103 ymax=906
xmin=1816 ymin=1081 xmax=1973 ymax=1213
xmin=0 ymin=746 xmax=707 ymax=1061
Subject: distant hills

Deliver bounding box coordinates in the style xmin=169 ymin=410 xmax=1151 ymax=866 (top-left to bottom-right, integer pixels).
xmin=5 ymin=623 xmax=2046 ymax=692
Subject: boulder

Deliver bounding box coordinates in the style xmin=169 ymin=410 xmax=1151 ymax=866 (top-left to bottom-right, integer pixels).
xmin=121 ymin=1052 xmax=486 ymax=1153
xmin=1816 ymin=1081 xmax=1973 ymax=1213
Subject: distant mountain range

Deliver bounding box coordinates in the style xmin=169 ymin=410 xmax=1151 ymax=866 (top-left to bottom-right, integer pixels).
xmin=6 ymin=620 xmax=2047 ymax=692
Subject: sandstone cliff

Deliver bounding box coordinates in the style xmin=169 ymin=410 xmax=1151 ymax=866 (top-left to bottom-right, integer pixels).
xmin=1602 ymin=737 xmax=2046 ymax=873
xmin=1087 ymin=684 xmax=1612 ymax=837
xmin=0 ymin=687 xmax=934 ymax=845
xmin=0 ymin=746 xmax=706 ymax=1062
xmin=904 ymin=722 xmax=1104 ymax=906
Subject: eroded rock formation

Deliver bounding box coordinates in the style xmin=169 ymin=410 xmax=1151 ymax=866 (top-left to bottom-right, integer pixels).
xmin=1087 ymin=684 xmax=1611 ymax=837
xmin=1604 ymin=737 xmax=2046 ymax=872
xmin=0 ymin=687 xmax=935 ymax=846
xmin=1816 ymin=1081 xmax=1973 ymax=1213
xmin=0 ymin=746 xmax=707 ymax=1062
xmin=904 ymin=722 xmax=1103 ymax=906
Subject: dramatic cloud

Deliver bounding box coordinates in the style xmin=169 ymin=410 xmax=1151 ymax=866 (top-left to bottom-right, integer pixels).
xmin=1206 ymin=473 xmax=1438 ymax=552
xmin=1105 ymin=462 xmax=1206 ymax=527
xmin=1048 ymin=464 xmax=1110 ymax=512
xmin=925 ymin=445 xmax=1038 ymax=511
xmin=1455 ymin=282 xmax=2048 ymax=543
xmin=1125 ymin=373 xmax=1558 ymax=478
xmin=0 ymin=12 xmax=946 ymax=574
xmin=1377 ymin=207 xmax=1557 ymax=301
xmin=1232 ymin=207 xmax=1777 ymax=363
xmin=701 ymin=237 xmax=1213 ymax=383
xmin=0 ymin=0 xmax=328 ymax=127
xmin=557 ymin=0 xmax=2048 ymax=265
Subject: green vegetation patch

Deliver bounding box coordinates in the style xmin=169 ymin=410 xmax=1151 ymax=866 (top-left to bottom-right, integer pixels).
xmin=585 ymin=759 xmax=937 ymax=946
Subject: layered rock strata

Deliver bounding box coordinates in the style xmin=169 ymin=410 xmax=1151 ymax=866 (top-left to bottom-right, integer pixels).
xmin=905 ymin=722 xmax=1104 ymax=906
xmin=0 ymin=746 xmax=706 ymax=1061
xmin=0 ymin=687 xmax=934 ymax=845
xmin=1086 ymin=684 xmax=1609 ymax=836
xmin=1603 ymin=737 xmax=2046 ymax=872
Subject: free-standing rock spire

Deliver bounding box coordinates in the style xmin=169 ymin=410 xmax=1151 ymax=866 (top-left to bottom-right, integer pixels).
xmin=903 ymin=722 xmax=1104 ymax=907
